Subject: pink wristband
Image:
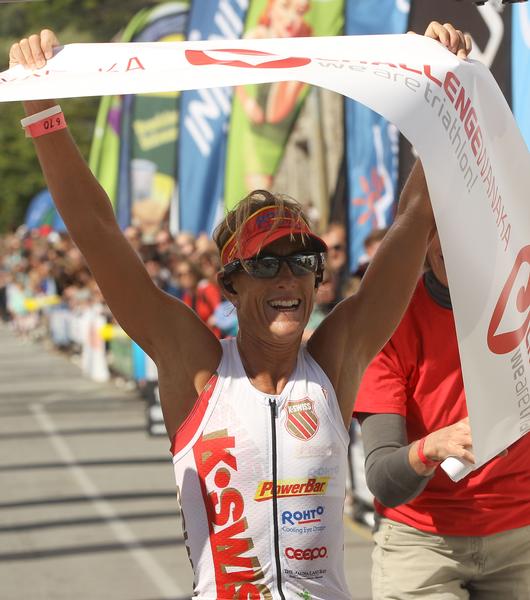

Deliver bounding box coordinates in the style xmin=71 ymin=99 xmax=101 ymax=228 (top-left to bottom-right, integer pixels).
xmin=25 ymin=112 xmax=67 ymax=138
xmin=21 ymin=105 xmax=67 ymax=138
xmin=417 ymin=437 xmax=441 ymax=469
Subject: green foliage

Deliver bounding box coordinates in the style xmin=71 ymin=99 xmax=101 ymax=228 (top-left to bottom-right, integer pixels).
xmin=0 ymin=0 xmax=163 ymax=232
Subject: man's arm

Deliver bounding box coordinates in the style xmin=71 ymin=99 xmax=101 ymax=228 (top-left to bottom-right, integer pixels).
xmin=10 ymin=32 xmax=221 ymax=393
xmin=359 ymin=412 xmax=475 ymax=507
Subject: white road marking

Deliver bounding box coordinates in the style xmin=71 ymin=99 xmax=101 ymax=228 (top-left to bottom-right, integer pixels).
xmin=30 ymin=403 xmax=186 ymax=600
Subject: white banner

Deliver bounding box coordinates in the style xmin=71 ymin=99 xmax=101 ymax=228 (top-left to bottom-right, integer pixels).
xmin=1 ymin=35 xmax=529 ymax=480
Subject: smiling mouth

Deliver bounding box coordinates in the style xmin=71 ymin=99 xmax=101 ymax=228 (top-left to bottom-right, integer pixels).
xmin=268 ymin=299 xmax=301 ymax=312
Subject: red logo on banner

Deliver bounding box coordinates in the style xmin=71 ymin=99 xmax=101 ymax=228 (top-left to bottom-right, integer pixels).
xmin=185 ymin=48 xmax=311 ymax=69
xmin=487 ymin=245 xmax=530 ymax=355
xmin=285 ymin=398 xmax=319 ymax=441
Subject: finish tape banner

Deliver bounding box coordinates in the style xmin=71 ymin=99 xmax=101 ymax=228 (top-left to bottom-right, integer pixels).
xmin=1 ymin=35 xmax=529 ymax=481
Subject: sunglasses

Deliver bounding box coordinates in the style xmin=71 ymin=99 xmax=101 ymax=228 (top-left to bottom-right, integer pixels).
xmin=223 ymin=252 xmax=325 ymax=279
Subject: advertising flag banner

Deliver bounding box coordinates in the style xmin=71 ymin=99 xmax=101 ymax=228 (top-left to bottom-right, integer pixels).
xmin=512 ymin=3 xmax=530 ymax=150
xmin=401 ymin=0 xmax=513 ymax=187
xmin=115 ymin=3 xmax=189 ymax=239
xmin=24 ymin=189 xmax=65 ymax=233
xmin=223 ymin=0 xmax=343 ymax=209
xmin=1 ymin=34 xmax=529 ymax=481
xmin=179 ymin=0 xmax=249 ymax=236
xmin=345 ymin=0 xmax=409 ymax=272
xmin=88 ymin=8 xmax=153 ymax=209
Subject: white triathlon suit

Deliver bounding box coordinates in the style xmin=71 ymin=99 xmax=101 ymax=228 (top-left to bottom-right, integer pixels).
xmin=171 ymin=338 xmax=351 ymax=600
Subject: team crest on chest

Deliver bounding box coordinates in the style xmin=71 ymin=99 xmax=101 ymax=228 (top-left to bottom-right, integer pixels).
xmin=285 ymin=398 xmax=319 ymax=441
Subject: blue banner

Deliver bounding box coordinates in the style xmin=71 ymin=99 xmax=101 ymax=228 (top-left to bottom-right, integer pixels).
xmin=512 ymin=4 xmax=530 ymax=150
xmin=345 ymin=0 xmax=409 ymax=272
xmin=25 ymin=189 xmax=66 ymax=232
xmin=178 ymin=0 xmax=249 ymax=235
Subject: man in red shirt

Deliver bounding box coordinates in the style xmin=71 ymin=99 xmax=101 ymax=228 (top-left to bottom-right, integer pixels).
xmin=355 ymin=233 xmax=530 ymax=599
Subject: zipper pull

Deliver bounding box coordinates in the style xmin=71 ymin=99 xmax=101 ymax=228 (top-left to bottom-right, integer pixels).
xmin=268 ymin=398 xmax=277 ymax=418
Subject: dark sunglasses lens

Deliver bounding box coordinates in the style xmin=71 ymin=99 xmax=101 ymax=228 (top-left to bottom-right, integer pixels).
xmin=243 ymin=256 xmax=280 ymax=278
xmin=288 ymin=254 xmax=319 ymax=275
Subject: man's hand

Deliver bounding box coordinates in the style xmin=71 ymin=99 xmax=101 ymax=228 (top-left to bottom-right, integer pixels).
xmin=9 ymin=29 xmax=60 ymax=70
xmin=422 ymin=417 xmax=475 ymax=463
xmin=422 ymin=21 xmax=472 ymax=59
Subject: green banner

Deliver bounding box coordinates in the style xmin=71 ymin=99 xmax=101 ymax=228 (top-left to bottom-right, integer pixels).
xmin=224 ymin=0 xmax=344 ymax=209
xmin=88 ymin=9 xmax=151 ymax=208
xmin=129 ymin=72 xmax=181 ymax=242
xmin=108 ymin=337 xmax=134 ymax=379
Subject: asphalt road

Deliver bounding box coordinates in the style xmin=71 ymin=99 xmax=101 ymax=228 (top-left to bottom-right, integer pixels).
xmin=0 ymin=325 xmax=373 ymax=600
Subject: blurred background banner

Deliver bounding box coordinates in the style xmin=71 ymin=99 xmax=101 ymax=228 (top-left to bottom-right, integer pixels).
xmin=512 ymin=2 xmax=530 ymax=149
xmin=345 ymin=0 xmax=410 ymax=272
xmin=88 ymin=8 xmax=154 ymax=210
xmin=178 ymin=0 xmax=249 ymax=236
xmin=89 ymin=2 xmax=189 ymax=240
xmin=399 ymin=0 xmax=513 ymax=193
xmin=24 ymin=189 xmax=66 ymax=233
xmin=224 ymin=0 xmax=344 ymax=210
xmin=116 ymin=2 xmax=189 ymax=241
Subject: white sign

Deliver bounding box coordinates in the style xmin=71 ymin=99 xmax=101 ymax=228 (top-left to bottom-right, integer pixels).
xmin=1 ymin=34 xmax=529 ymax=480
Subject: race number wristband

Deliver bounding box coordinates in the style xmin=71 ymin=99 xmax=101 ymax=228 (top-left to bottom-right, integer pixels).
xmin=21 ymin=105 xmax=67 ymax=138
xmin=417 ymin=437 xmax=441 ymax=469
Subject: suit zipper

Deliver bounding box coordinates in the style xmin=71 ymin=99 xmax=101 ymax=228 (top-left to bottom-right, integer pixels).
xmin=269 ymin=398 xmax=286 ymax=600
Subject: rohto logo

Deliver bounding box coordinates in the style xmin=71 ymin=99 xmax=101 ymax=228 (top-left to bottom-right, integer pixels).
xmin=487 ymin=245 xmax=530 ymax=355
xmin=185 ymin=48 xmax=311 ymax=70
xmin=282 ymin=506 xmax=324 ymax=526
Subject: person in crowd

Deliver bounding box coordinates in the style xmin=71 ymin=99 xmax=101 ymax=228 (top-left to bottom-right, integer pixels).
xmin=354 ymin=232 xmax=530 ymax=599
xmin=353 ymin=227 xmax=389 ymax=281
xmin=321 ymin=222 xmax=349 ymax=305
xmin=302 ymin=267 xmax=336 ymax=341
xmin=9 ymin=21 xmax=470 ymax=599
xmin=174 ymin=230 xmax=196 ymax=257
xmin=175 ymin=257 xmax=223 ymax=338
xmin=124 ymin=225 xmax=143 ymax=255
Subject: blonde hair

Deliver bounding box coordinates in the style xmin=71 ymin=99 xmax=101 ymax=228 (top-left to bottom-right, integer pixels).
xmin=213 ymin=189 xmax=311 ymax=262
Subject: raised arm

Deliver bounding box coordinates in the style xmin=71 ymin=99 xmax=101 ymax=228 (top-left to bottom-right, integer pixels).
xmin=308 ymin=22 xmax=472 ymax=424
xmin=9 ymin=31 xmax=221 ymax=408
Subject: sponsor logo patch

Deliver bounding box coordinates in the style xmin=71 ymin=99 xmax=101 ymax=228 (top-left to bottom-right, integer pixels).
xmin=285 ymin=546 xmax=328 ymax=561
xmin=281 ymin=506 xmax=324 ymax=526
xmin=285 ymin=398 xmax=319 ymax=441
xmin=254 ymin=477 xmax=328 ymax=502
xmin=308 ymin=465 xmax=339 ymax=478
xmin=281 ymin=506 xmax=327 ymax=535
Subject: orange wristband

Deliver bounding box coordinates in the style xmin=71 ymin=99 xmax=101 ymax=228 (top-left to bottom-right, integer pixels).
xmin=417 ymin=437 xmax=441 ymax=469
xmin=21 ymin=105 xmax=67 ymax=138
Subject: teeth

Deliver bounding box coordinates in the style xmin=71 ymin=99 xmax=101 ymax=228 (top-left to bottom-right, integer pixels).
xmin=269 ymin=299 xmax=300 ymax=309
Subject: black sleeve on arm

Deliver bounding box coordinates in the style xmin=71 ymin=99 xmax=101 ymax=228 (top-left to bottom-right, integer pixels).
xmin=360 ymin=413 xmax=433 ymax=508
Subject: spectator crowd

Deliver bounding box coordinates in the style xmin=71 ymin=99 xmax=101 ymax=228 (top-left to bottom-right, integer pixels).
xmin=1 ymin=220 xmax=382 ymax=348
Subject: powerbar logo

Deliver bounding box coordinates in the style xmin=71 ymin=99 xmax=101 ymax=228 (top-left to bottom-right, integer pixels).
xmin=254 ymin=477 xmax=329 ymax=502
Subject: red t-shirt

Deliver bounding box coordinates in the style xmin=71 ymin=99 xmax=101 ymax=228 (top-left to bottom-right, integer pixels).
xmin=354 ymin=278 xmax=530 ymax=536
xmin=182 ymin=281 xmax=222 ymax=338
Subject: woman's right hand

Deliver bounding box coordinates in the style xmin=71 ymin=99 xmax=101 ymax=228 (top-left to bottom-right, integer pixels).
xmin=9 ymin=29 xmax=60 ymax=70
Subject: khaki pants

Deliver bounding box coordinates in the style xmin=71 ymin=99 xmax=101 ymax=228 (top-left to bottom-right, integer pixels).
xmin=372 ymin=517 xmax=530 ymax=599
